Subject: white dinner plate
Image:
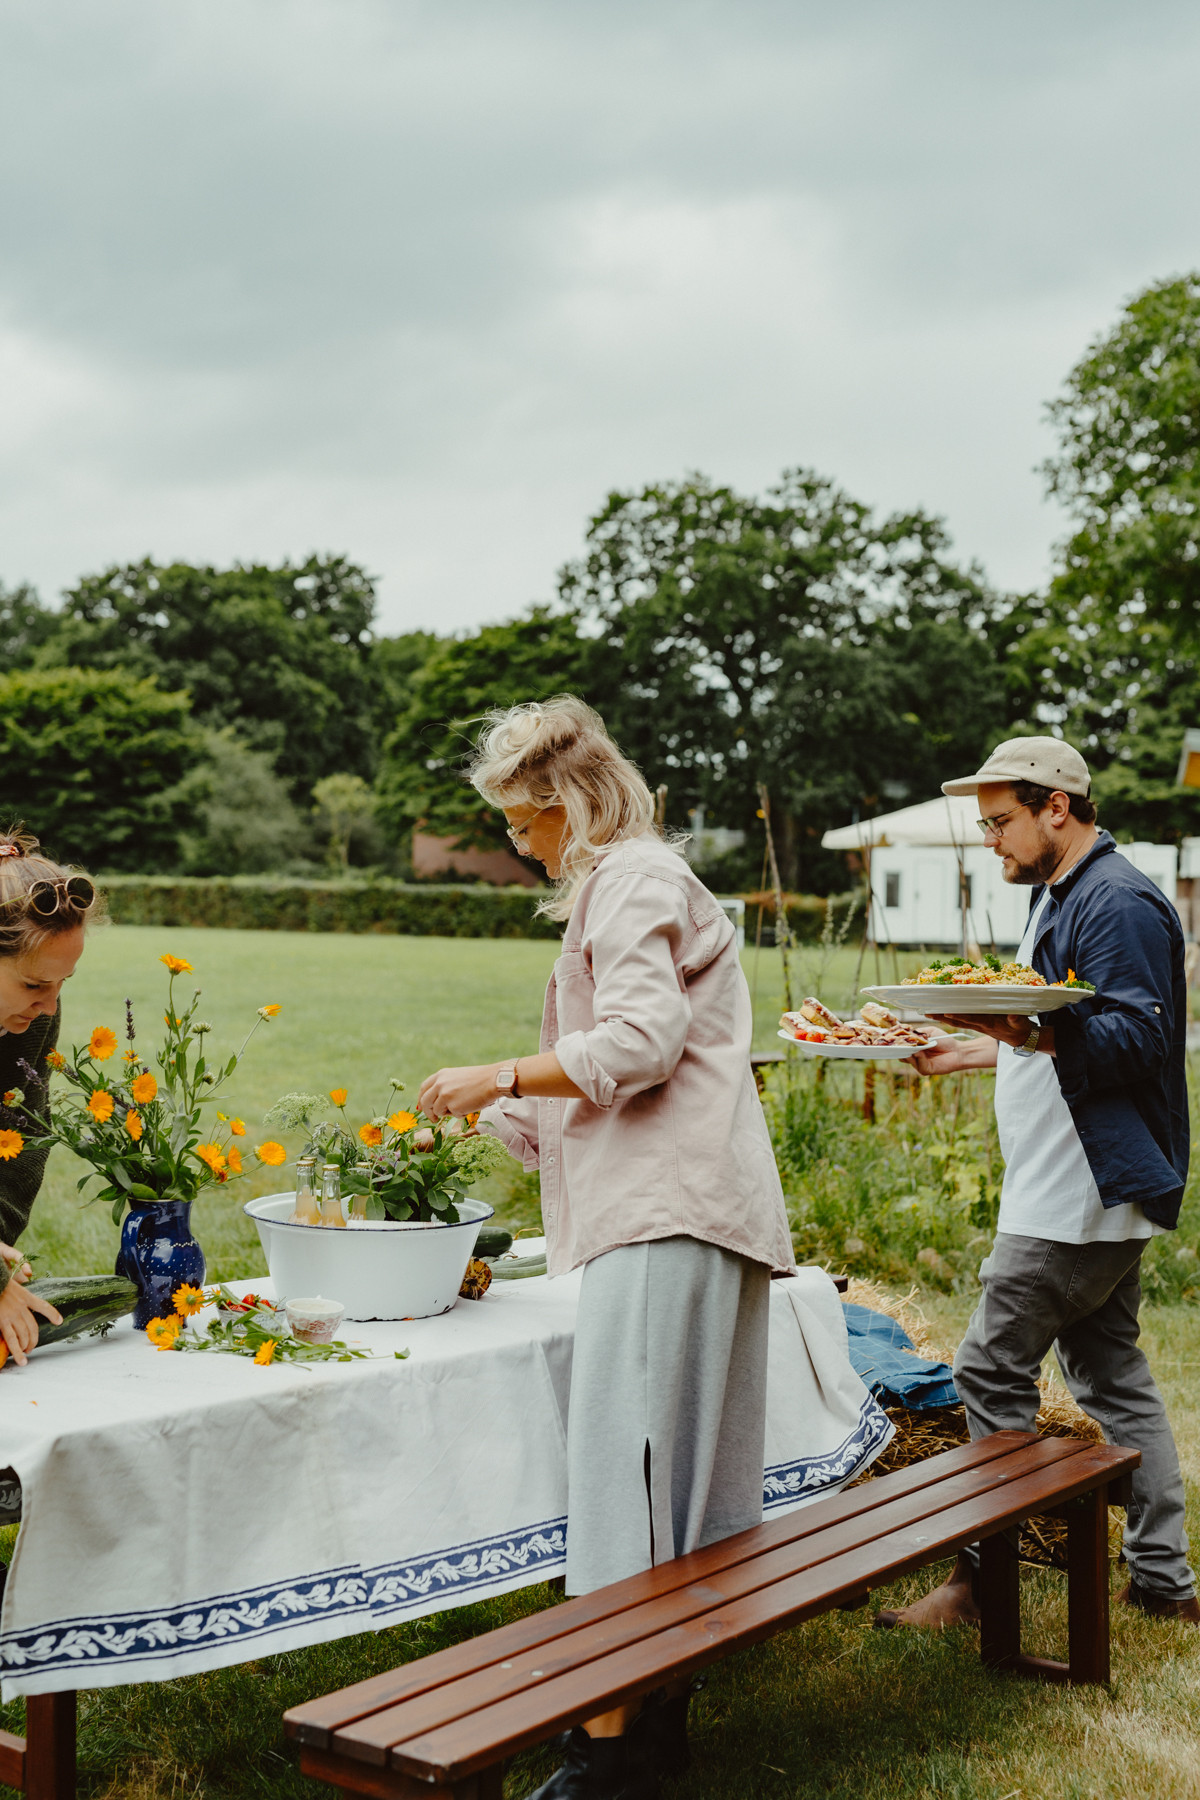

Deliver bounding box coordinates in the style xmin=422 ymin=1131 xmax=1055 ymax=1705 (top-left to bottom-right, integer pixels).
xmin=777 ymin=1028 xmax=935 ymax=1060
xmin=860 ymin=983 xmax=1093 ymax=1016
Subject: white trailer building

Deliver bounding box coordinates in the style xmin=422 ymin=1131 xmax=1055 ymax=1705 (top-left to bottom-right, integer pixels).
xmin=822 ymin=796 xmax=1178 ymax=949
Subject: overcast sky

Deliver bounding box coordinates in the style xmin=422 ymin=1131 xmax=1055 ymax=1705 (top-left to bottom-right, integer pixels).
xmin=2 ymin=0 xmax=1199 ymax=635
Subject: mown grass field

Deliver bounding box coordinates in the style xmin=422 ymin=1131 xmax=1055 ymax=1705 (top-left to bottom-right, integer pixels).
xmin=3 ymin=927 xmax=1199 ymax=1799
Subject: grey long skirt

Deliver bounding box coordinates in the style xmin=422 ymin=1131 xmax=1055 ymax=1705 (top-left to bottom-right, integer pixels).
xmin=564 ymin=1235 xmax=770 ymax=1597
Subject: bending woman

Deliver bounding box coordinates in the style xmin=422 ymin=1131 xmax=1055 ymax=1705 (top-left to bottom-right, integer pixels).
xmin=417 ymin=698 xmax=793 ymax=1800
xmin=0 ymin=832 xmax=101 ymax=1364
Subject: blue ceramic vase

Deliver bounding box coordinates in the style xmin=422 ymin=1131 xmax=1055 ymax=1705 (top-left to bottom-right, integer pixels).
xmin=116 ymin=1199 xmax=206 ymax=1328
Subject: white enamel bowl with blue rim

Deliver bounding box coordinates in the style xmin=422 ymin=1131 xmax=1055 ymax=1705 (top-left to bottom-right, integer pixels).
xmin=244 ymin=1194 xmax=494 ymax=1320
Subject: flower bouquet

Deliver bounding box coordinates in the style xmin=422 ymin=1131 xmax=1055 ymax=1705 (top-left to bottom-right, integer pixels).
xmin=15 ymin=953 xmax=281 ymax=1325
xmin=146 ymin=1282 xmax=387 ymax=1366
xmin=262 ymin=1083 xmax=507 ymax=1223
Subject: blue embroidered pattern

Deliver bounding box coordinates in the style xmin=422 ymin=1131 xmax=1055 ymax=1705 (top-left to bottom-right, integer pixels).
xmin=1 ymin=1402 xmax=890 ymax=1680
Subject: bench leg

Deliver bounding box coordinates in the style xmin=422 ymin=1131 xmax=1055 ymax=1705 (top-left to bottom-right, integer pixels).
xmin=25 ymin=1692 xmax=77 ymax=1800
xmin=979 ymin=1530 xmax=1021 ymax=1672
xmin=979 ymin=1490 xmax=1112 ymax=1688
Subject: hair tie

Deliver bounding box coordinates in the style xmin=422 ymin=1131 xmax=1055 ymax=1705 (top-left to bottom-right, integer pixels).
xmin=0 ymin=842 xmax=24 ymax=858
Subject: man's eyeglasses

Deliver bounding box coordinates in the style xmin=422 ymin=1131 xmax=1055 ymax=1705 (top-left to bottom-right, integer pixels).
xmin=976 ymin=804 xmax=1029 ymax=838
xmin=25 ymin=877 xmax=96 ymax=917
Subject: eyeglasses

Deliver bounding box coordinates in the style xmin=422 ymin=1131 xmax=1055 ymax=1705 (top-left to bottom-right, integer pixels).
xmin=976 ymin=805 xmax=1029 ymax=838
xmin=27 ymin=877 xmax=96 ymax=917
xmin=505 ymin=810 xmax=548 ymax=854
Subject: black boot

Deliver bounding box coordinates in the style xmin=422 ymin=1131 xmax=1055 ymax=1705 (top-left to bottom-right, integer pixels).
xmin=630 ymin=1687 xmax=691 ymax=1780
xmin=524 ymin=1724 xmax=660 ymax=1799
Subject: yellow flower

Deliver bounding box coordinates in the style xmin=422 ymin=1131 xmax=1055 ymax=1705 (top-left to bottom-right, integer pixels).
xmin=329 ymin=1088 xmax=348 ymax=1107
xmin=257 ymin=1004 xmax=281 ymax=1019
xmin=226 ymin=1145 xmax=243 ymax=1176
xmin=172 ymin=1283 xmax=205 ymax=1318
xmin=388 ymin=1110 xmax=417 ymax=1133
xmin=46 ymin=1049 xmax=66 ymax=1071
xmin=0 ymin=1129 xmax=24 ymax=1160
xmin=254 ymin=1339 xmax=278 ymax=1365
xmin=125 ymin=1109 xmax=143 ymax=1142
xmin=229 ymin=1118 xmax=245 ymax=1136
xmin=123 ymin=1048 xmax=139 ymax=1064
xmin=146 ymin=1316 xmax=181 ymax=1350
xmin=87 ymin=1089 xmax=115 ymax=1123
xmin=89 ymin=1027 xmax=118 ymax=1061
xmin=131 ymin=1072 xmax=158 ymax=1104
xmin=196 ymin=1142 xmax=226 ymax=1176
xmin=359 ymin=1123 xmax=383 ymax=1146
xmin=160 ymin=954 xmax=193 ymax=975
xmin=255 ymin=1141 xmax=287 ymax=1166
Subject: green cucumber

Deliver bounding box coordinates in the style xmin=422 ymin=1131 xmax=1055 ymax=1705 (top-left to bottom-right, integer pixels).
xmin=475 ymin=1226 xmax=514 ymax=1260
xmin=488 ymin=1251 xmax=548 ymax=1280
xmin=26 ymin=1275 xmax=139 ymax=1347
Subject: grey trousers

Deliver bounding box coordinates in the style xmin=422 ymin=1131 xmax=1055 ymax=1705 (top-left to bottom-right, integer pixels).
xmin=954 ymin=1232 xmax=1195 ymax=1600
xmin=564 ymin=1236 xmax=770 ymax=1597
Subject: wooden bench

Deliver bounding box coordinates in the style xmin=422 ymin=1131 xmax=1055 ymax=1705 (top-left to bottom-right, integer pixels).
xmin=284 ymin=1430 xmax=1138 ymax=1800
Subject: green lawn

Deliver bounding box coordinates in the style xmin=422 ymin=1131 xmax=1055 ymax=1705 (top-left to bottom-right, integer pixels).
xmin=3 ymin=928 xmax=1198 ymax=1799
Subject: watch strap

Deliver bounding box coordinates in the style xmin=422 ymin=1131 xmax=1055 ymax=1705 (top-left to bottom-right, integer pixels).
xmin=1014 ymin=1024 xmax=1040 ymax=1058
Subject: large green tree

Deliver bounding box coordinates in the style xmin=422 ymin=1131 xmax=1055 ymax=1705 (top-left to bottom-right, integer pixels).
xmin=1018 ymin=273 xmax=1200 ymax=838
xmin=0 ymin=668 xmax=202 ymax=870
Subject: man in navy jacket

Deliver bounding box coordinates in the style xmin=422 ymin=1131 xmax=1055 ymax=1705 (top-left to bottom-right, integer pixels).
xmin=877 ymin=736 xmax=1197 ymax=1630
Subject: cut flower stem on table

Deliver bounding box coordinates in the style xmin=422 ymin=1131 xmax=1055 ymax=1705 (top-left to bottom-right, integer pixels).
xmin=146 ymin=1283 xmax=405 ymax=1366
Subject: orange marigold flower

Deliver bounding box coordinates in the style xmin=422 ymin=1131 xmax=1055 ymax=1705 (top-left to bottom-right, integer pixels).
xmin=172 ymin=1283 xmax=205 ymax=1318
xmin=125 ymin=1109 xmax=143 ymax=1142
xmin=359 ymin=1123 xmax=383 ymax=1146
xmin=146 ymin=1316 xmax=181 ymax=1349
xmin=89 ymin=1027 xmax=118 ymax=1061
xmin=0 ymin=1129 xmax=24 ymax=1160
xmin=131 ymin=1072 xmax=158 ymax=1104
xmin=329 ymin=1088 xmax=348 ymax=1107
xmin=255 ymin=1141 xmax=287 ymax=1166
xmin=257 ymin=1004 xmax=281 ymax=1019
xmin=226 ymin=1145 xmax=243 ymax=1176
xmin=87 ymin=1089 xmax=115 ymax=1123
xmin=388 ymin=1110 xmax=417 ymax=1133
xmin=46 ymin=1049 xmax=66 ymax=1071
xmin=160 ymin=954 xmax=193 ymax=974
xmin=254 ymin=1339 xmax=278 ymax=1365
xmin=123 ymin=1048 xmax=139 ymax=1064
xmin=2 ymin=1091 xmax=14 ymax=1106
xmin=229 ymin=1118 xmax=245 ymax=1136
xmin=196 ymin=1142 xmax=226 ymax=1176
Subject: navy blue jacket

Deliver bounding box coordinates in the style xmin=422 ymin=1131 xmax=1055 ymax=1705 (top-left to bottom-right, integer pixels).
xmin=1028 ymin=831 xmax=1189 ymax=1229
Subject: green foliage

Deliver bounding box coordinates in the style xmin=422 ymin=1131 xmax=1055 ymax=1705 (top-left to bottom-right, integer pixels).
xmin=0 ymin=666 xmax=202 ymax=869
xmin=177 ymin=729 xmax=308 ymax=875
xmin=100 ymin=874 xmax=563 ymax=937
xmin=311 ymin=772 xmax=378 ymax=870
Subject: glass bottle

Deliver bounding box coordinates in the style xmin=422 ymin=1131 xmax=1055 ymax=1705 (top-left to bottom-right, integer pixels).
xmin=289 ymin=1158 xmax=321 ymax=1226
xmin=348 ymin=1160 xmax=371 ymax=1222
xmin=319 ymin=1162 xmax=346 ymax=1228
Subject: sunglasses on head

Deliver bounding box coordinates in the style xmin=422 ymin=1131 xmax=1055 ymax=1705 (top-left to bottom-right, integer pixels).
xmin=27 ymin=876 xmax=96 ymax=918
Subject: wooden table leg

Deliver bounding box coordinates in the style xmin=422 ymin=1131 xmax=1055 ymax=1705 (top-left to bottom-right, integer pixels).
xmin=25 ymin=1691 xmax=76 ymax=1800
xmin=979 ymin=1531 xmax=1021 ymax=1671
xmin=1066 ymin=1487 xmax=1111 ymax=1685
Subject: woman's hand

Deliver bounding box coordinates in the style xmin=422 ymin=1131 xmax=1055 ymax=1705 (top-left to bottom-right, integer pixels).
xmin=418 ymin=1064 xmax=503 ymax=1121
xmin=0 ymin=1278 xmax=61 ymax=1368
xmin=0 ymin=1241 xmax=32 ymax=1284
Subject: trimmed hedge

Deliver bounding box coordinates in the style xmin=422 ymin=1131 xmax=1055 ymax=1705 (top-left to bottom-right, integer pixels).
xmin=100 ymin=876 xmax=563 ymax=940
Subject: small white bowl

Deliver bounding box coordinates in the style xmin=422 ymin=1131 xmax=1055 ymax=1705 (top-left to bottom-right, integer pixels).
xmin=285 ymin=1296 xmax=346 ymax=1344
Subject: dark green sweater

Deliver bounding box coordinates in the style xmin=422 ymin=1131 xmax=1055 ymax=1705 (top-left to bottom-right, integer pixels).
xmin=0 ymin=1008 xmax=61 ymax=1293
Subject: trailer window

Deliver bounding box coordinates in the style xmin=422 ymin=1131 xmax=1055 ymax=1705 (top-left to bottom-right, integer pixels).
xmin=885 ymin=872 xmax=901 ymax=908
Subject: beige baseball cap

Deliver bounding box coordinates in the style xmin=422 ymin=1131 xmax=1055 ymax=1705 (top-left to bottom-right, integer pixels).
xmin=941 ymin=735 xmax=1091 ymax=798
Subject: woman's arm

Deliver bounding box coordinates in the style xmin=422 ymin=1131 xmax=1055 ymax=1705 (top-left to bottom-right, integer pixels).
xmin=419 ymin=1054 xmax=585 ymax=1120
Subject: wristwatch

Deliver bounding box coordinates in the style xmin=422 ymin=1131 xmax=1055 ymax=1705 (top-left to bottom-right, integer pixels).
xmin=495 ymin=1062 xmax=521 ymax=1097
xmin=1013 ymin=1023 xmax=1040 ymax=1059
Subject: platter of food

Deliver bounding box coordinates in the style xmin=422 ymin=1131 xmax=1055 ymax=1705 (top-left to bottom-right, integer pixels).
xmin=861 ymin=957 xmax=1096 ymax=1017
xmin=778 ymin=997 xmax=940 ymax=1060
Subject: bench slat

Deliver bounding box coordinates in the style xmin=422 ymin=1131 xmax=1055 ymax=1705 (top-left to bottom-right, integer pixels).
xmin=285 ymin=1430 xmax=1040 ymax=1750
xmin=390 ymin=1444 xmax=1135 ymax=1783
xmin=340 ymin=1437 xmax=1094 ymax=1764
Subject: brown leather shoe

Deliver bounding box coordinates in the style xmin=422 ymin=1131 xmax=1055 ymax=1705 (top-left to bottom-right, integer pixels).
xmin=1116 ymin=1581 xmax=1200 ymax=1624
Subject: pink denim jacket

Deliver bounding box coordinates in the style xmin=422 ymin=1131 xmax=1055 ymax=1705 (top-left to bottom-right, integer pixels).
xmin=479 ymin=833 xmax=795 ymax=1278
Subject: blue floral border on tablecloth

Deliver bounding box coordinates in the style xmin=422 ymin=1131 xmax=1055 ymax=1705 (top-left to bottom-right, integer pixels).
xmin=1 ymin=1398 xmax=890 ymax=1680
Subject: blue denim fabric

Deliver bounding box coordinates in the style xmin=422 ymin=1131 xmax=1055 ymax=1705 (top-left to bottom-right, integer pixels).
xmin=1027 ymin=832 xmax=1189 ymax=1229
xmin=842 ymin=1303 xmax=959 ymax=1409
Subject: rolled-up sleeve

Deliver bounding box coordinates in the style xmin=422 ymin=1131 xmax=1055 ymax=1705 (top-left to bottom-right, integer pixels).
xmin=477 ymin=1098 xmax=541 ymax=1171
xmin=554 ymin=872 xmax=694 ymax=1108
xmin=1053 ymin=889 xmax=1176 ymax=1103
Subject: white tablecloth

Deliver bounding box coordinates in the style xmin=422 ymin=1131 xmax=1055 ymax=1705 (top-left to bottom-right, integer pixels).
xmin=0 ymin=1266 xmax=890 ymax=1698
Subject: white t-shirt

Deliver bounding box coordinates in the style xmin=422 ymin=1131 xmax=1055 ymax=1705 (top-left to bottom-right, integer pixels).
xmin=993 ymin=888 xmax=1162 ymax=1245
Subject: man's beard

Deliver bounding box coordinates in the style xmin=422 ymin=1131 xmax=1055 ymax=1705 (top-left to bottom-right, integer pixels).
xmin=1001 ymin=821 xmax=1060 ymax=886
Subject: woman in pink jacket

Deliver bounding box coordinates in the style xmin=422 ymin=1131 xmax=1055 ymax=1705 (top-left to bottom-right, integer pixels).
xmin=417 ymin=696 xmax=793 ymax=1800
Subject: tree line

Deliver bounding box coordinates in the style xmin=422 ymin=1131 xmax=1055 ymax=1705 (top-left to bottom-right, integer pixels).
xmin=3 ymin=272 xmax=1199 ymax=891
